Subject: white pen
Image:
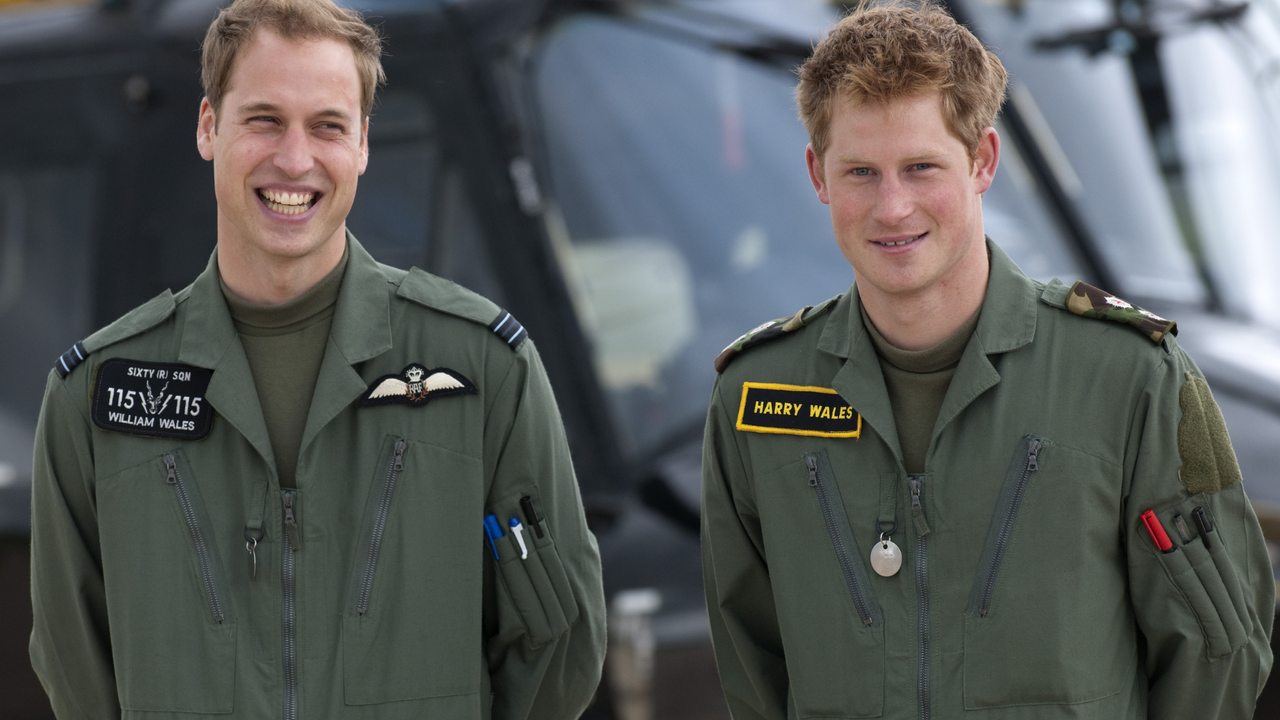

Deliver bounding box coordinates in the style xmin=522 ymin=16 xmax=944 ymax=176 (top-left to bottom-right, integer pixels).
xmin=509 ymin=517 xmax=529 ymax=560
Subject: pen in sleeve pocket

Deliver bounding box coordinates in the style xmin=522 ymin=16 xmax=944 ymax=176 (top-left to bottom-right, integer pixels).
xmin=483 ymin=514 xmax=504 ymax=560
xmin=1140 ymin=509 xmax=1174 ymax=552
xmin=1192 ymin=507 xmax=1213 ymax=550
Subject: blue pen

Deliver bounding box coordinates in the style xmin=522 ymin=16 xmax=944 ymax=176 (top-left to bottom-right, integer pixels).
xmin=483 ymin=514 xmax=504 ymax=560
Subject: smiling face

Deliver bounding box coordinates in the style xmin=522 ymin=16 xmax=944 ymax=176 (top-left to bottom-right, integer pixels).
xmin=197 ymin=28 xmax=368 ymax=271
xmin=806 ymin=92 xmax=998 ymax=305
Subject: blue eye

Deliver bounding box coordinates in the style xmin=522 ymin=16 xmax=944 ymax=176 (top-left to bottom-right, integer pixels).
xmin=913 ymin=163 xmax=932 ymax=170
xmin=852 ymin=168 xmax=871 ymax=176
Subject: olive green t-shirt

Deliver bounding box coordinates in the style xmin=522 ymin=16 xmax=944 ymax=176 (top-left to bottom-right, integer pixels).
xmin=861 ymin=304 xmax=981 ymax=474
xmin=219 ymin=248 xmax=348 ymax=488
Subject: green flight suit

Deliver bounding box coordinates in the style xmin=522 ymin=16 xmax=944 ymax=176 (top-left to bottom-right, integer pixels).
xmin=702 ymin=241 xmax=1273 ymax=719
xmin=29 ymin=235 xmax=606 ymax=720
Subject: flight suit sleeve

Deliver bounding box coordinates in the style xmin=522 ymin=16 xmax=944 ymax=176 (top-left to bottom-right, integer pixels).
xmin=480 ymin=340 xmax=606 ymax=720
xmin=701 ymin=375 xmax=789 ymax=720
xmin=29 ymin=370 xmax=121 ymax=719
xmin=1123 ymin=346 xmax=1274 ymax=719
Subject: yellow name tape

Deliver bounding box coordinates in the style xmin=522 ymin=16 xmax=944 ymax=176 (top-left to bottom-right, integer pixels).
xmin=735 ymin=382 xmax=861 ymax=438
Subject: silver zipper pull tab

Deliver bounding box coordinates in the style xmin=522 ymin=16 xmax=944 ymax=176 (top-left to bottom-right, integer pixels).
xmin=164 ymin=455 xmax=177 ymax=484
xmin=806 ymin=456 xmax=819 ymax=487
xmin=1028 ymin=439 xmax=1042 ymax=472
xmin=246 ymin=538 xmax=258 ymax=579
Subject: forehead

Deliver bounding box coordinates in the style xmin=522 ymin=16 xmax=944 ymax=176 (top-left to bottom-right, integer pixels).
xmin=223 ymin=28 xmax=360 ymax=111
xmin=827 ymin=92 xmax=961 ymax=157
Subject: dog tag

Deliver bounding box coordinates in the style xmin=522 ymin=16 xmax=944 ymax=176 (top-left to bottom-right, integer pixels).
xmin=870 ymin=537 xmax=902 ymax=577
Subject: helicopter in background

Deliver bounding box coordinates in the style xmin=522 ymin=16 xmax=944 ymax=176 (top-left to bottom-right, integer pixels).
xmin=2 ymin=0 xmax=1280 ymax=717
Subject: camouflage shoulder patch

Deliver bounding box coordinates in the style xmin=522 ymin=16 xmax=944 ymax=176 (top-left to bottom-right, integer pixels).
xmin=714 ymin=299 xmax=836 ymax=374
xmin=1178 ymin=370 xmax=1241 ymax=495
xmin=1065 ymin=281 xmax=1177 ymax=344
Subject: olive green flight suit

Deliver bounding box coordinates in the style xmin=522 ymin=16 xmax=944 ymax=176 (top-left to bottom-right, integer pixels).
xmin=30 ymin=236 xmax=606 ymax=720
xmin=702 ymin=242 xmax=1273 ymax=719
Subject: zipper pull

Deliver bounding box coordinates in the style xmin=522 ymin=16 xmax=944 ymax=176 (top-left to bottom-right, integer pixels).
xmin=806 ymin=456 xmax=818 ymax=487
xmin=164 ymin=455 xmax=177 ymax=484
xmin=283 ymin=492 xmax=301 ymax=550
xmin=393 ymin=440 xmax=406 ymax=472
xmin=1028 ymin=439 xmax=1042 ymax=472
xmin=909 ymin=477 xmax=931 ymax=536
xmin=246 ymin=538 xmax=258 ymax=579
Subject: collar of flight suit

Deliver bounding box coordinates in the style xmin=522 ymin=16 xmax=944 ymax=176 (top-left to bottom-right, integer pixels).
xmin=177 ymin=231 xmax=394 ymax=472
xmin=815 ymin=238 xmax=1039 ymax=468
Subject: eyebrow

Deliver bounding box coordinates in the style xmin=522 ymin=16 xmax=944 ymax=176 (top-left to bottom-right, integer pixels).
xmin=237 ymin=102 xmax=354 ymax=122
xmin=836 ymin=150 xmax=948 ymax=165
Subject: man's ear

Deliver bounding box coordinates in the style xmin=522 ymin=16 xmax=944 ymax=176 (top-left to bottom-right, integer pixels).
xmin=358 ymin=117 xmax=369 ymax=175
xmin=197 ymin=98 xmax=216 ymax=161
xmin=972 ymin=126 xmax=1000 ymax=194
xmin=805 ymin=144 xmax=831 ymax=205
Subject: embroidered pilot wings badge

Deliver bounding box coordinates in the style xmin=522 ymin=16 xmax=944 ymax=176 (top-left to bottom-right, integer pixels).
xmin=358 ymin=364 xmax=477 ymax=408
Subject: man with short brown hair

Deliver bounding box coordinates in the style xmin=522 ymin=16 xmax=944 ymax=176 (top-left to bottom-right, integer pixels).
xmin=29 ymin=1 xmax=606 ymax=717
xmin=701 ymin=3 xmax=1272 ymax=718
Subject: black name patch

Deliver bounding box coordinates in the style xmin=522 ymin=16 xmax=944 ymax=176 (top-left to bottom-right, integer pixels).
xmin=92 ymin=359 xmax=214 ymax=440
xmin=736 ymin=382 xmax=861 ymax=438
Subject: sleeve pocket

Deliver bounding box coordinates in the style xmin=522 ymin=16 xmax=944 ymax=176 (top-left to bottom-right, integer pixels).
xmin=1154 ymin=507 xmax=1252 ymax=659
xmin=491 ymin=490 xmax=580 ymax=648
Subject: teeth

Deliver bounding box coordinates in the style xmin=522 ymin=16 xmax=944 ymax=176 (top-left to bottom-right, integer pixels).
xmin=881 ymin=234 xmax=923 ymax=247
xmin=259 ymin=189 xmax=315 ymax=214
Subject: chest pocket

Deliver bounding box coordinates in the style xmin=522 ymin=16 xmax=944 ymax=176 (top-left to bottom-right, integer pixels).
xmin=98 ymin=449 xmax=237 ymax=714
xmin=756 ymin=450 xmax=885 ymax=719
xmin=341 ymin=436 xmax=484 ymax=706
xmin=962 ymin=436 xmax=1135 ymax=708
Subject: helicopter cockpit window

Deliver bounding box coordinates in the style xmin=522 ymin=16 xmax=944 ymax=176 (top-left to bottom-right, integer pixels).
xmin=534 ymin=13 xmax=1080 ymax=459
xmin=346 ymin=91 xmax=438 ymax=272
xmin=0 ymin=167 xmax=95 ymax=417
xmin=1161 ymin=2 xmax=1280 ymax=328
xmin=956 ymin=0 xmax=1206 ymax=305
xmin=348 ymin=90 xmax=506 ymax=305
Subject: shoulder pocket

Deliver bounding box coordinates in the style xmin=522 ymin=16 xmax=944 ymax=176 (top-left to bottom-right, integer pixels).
xmin=489 ymin=487 xmax=580 ymax=647
xmin=1150 ymin=499 xmax=1252 ymax=659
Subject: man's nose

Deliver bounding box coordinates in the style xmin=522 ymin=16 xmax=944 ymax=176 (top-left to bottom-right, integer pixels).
xmin=273 ymin=125 xmax=315 ymax=178
xmin=870 ymin=175 xmax=913 ymax=226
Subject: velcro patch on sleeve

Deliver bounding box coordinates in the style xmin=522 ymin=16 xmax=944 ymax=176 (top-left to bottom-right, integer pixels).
xmin=1178 ymin=371 xmax=1241 ymax=494
xmin=92 ymin=359 xmax=214 ymax=440
xmin=736 ymin=382 xmax=861 ymax=438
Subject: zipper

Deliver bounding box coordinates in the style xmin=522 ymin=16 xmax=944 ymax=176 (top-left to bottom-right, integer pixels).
xmin=910 ymin=476 xmax=930 ymax=720
xmin=977 ymin=438 xmax=1041 ymax=618
xmin=164 ymin=454 xmax=224 ymax=624
xmin=357 ymin=439 xmax=407 ymax=616
xmin=282 ymin=491 xmax=298 ymax=720
xmin=806 ymin=454 xmax=874 ymax=627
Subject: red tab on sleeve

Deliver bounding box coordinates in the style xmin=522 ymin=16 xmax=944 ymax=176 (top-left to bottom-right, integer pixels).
xmin=1141 ymin=509 xmax=1174 ymax=552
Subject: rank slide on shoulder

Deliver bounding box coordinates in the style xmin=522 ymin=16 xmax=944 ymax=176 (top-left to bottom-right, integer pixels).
xmin=92 ymin=359 xmax=214 ymax=440
xmin=736 ymin=382 xmax=861 ymax=438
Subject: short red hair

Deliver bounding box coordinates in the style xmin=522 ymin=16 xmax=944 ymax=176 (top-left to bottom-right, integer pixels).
xmin=797 ymin=1 xmax=1008 ymax=164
